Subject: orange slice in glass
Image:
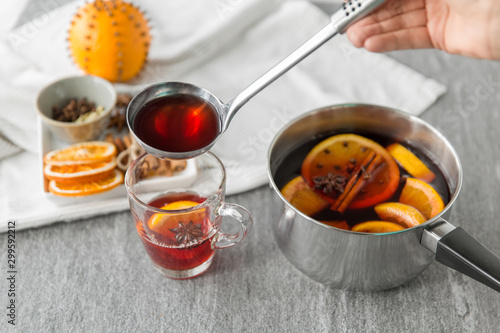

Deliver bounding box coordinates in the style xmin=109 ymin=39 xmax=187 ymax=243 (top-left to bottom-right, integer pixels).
xmin=162 ymin=201 xmax=201 ymax=210
xmin=301 ymin=134 xmax=400 ymax=209
xmin=148 ymin=200 xmax=205 ymax=235
xmin=386 ymin=143 xmax=436 ymax=182
xmin=281 ymin=176 xmax=329 ymax=216
xmin=44 ymin=158 xmax=116 ymax=183
xmin=48 ymin=169 xmax=123 ymax=196
xmin=399 ymin=177 xmax=445 ymax=219
xmin=351 ymin=221 xmax=405 ymax=233
xmin=44 ymin=141 xmax=116 ymax=165
xmin=374 ymin=202 xmax=427 ymax=228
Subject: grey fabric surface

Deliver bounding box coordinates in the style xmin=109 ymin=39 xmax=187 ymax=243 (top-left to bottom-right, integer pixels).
xmin=3 ymin=1 xmax=500 ymax=332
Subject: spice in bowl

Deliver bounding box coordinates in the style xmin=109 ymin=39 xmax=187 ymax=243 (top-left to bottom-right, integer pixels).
xmin=36 ymin=75 xmax=117 ymax=143
xmin=52 ymin=97 xmax=106 ymax=123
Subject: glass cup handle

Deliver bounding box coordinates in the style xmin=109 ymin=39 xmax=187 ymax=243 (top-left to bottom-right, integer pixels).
xmin=212 ymin=202 xmax=253 ymax=249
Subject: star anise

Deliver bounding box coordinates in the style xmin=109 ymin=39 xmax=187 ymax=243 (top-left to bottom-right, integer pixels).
xmin=169 ymin=221 xmax=203 ymax=245
xmin=313 ymin=172 xmax=347 ymax=194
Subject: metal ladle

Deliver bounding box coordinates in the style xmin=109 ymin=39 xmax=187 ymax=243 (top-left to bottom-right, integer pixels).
xmin=127 ymin=0 xmax=386 ymax=160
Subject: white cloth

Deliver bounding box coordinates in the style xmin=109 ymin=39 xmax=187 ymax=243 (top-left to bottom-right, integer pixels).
xmin=0 ymin=0 xmax=446 ymax=232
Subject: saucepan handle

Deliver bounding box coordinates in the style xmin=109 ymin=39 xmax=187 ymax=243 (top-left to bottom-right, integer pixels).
xmin=421 ymin=219 xmax=500 ymax=292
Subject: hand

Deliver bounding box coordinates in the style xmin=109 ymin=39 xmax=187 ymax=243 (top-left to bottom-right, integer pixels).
xmin=346 ymin=0 xmax=500 ymax=60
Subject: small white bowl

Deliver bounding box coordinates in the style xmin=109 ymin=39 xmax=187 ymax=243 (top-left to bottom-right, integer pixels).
xmin=36 ymin=75 xmax=117 ymax=143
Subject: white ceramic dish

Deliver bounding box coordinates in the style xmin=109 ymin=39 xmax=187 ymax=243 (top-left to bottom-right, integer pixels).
xmin=38 ymin=118 xmax=198 ymax=206
xmin=36 ymin=75 xmax=117 ymax=143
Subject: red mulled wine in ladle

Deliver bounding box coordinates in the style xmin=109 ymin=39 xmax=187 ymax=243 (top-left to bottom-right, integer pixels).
xmin=132 ymin=94 xmax=219 ymax=153
xmin=127 ymin=0 xmax=386 ymax=160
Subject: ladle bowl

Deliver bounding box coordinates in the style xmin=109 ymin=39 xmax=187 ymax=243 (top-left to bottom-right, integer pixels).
xmin=126 ymin=82 xmax=225 ymax=160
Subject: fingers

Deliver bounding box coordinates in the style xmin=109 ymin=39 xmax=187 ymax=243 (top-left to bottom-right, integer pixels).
xmin=360 ymin=0 xmax=425 ymax=24
xmin=348 ymin=9 xmax=428 ymax=47
xmin=346 ymin=0 xmax=427 ymax=48
xmin=369 ymin=9 xmax=427 ymax=35
xmin=363 ymin=27 xmax=433 ymax=52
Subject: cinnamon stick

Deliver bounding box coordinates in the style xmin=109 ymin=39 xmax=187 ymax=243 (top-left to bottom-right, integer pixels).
xmin=123 ymin=134 xmax=132 ymax=148
xmin=331 ymin=151 xmax=384 ymax=213
xmin=114 ymin=137 xmax=126 ymax=154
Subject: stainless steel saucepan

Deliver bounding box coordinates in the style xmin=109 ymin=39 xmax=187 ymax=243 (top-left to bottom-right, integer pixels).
xmin=267 ymin=104 xmax=500 ymax=291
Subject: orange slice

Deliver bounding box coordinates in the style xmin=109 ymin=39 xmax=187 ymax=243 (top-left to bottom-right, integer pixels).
xmin=162 ymin=201 xmax=201 ymax=210
xmin=48 ymin=169 xmax=123 ymax=197
xmin=148 ymin=200 xmax=205 ymax=235
xmin=281 ymin=176 xmax=329 ymax=216
xmin=374 ymin=202 xmax=427 ymax=228
xmin=351 ymin=221 xmax=405 ymax=233
xmin=386 ymin=143 xmax=436 ymax=182
xmin=301 ymin=134 xmax=400 ymax=209
xmin=399 ymin=177 xmax=445 ymax=219
xmin=44 ymin=158 xmax=116 ymax=183
xmin=320 ymin=220 xmax=350 ymax=230
xmin=44 ymin=141 xmax=116 ymax=166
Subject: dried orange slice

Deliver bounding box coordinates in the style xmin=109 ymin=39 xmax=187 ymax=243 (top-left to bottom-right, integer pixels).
xmin=374 ymin=202 xmax=427 ymax=228
xmin=301 ymin=134 xmax=399 ymax=209
xmin=386 ymin=143 xmax=436 ymax=182
xmin=351 ymin=221 xmax=405 ymax=233
xmin=44 ymin=141 xmax=116 ymax=166
xmin=44 ymin=158 xmax=116 ymax=183
xmin=320 ymin=220 xmax=350 ymax=230
xmin=399 ymin=177 xmax=445 ymax=219
xmin=48 ymin=169 xmax=123 ymax=197
xmin=148 ymin=200 xmax=205 ymax=235
xmin=281 ymin=176 xmax=329 ymax=216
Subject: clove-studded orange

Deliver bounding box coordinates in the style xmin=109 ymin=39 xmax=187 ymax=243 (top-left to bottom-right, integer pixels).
xmin=68 ymin=0 xmax=151 ymax=82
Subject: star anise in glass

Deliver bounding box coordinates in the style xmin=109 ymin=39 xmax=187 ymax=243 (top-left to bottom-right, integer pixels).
xmin=170 ymin=221 xmax=203 ymax=245
xmin=313 ymin=172 xmax=347 ymax=194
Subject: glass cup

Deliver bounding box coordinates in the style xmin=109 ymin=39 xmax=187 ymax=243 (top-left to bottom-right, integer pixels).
xmin=125 ymin=152 xmax=253 ymax=279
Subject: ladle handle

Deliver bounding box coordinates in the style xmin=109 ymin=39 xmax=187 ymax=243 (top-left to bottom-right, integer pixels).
xmin=422 ymin=220 xmax=500 ymax=292
xmin=224 ymin=0 xmax=386 ymax=130
xmin=224 ymin=24 xmax=337 ymax=130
